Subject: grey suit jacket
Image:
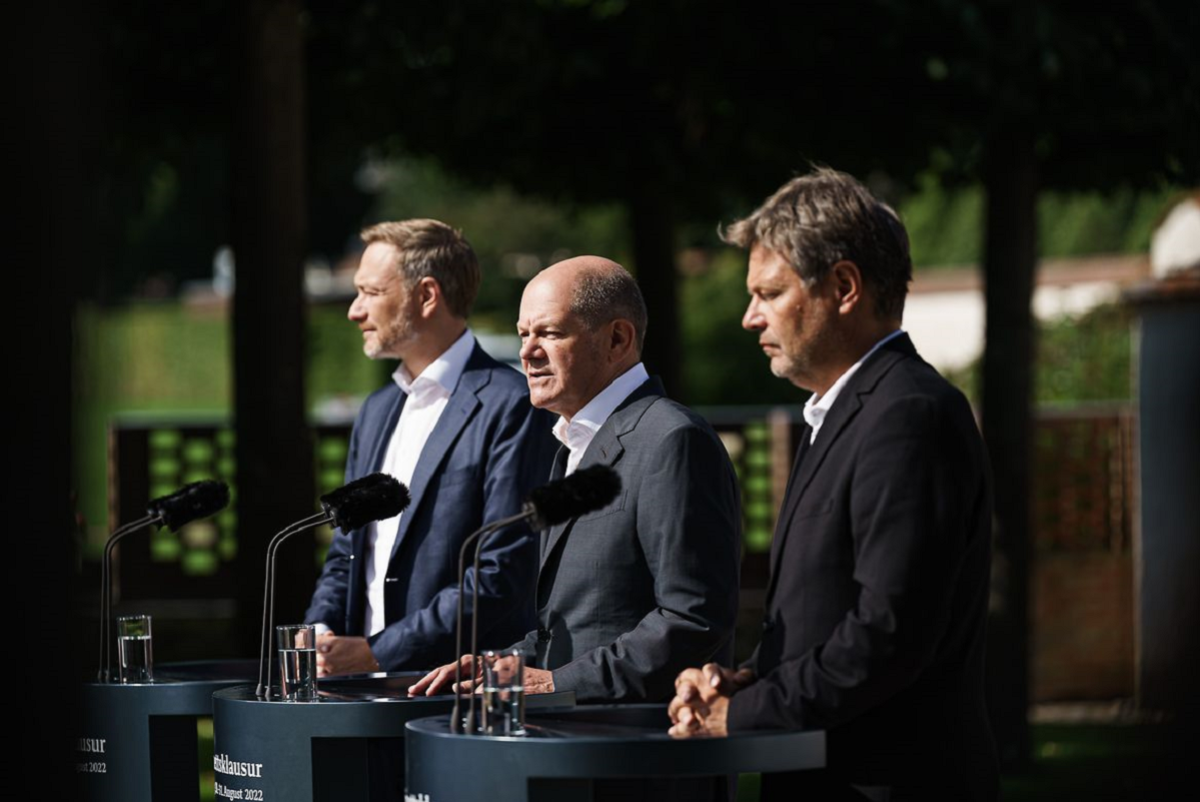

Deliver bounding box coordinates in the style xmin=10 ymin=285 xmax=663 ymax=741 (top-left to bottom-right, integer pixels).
xmin=514 ymin=377 xmax=742 ymax=703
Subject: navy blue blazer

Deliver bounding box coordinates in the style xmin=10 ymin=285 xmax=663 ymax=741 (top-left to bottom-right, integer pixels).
xmin=305 ymin=342 xmax=556 ymax=670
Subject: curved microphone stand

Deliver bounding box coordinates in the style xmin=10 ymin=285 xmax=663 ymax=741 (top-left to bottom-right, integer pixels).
xmin=255 ymin=511 xmax=334 ymax=699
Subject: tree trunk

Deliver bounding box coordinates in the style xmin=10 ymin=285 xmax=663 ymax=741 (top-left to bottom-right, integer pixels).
xmin=230 ymin=0 xmax=316 ymax=656
xmin=980 ymin=123 xmax=1037 ymax=770
xmin=628 ymin=178 xmax=682 ymax=401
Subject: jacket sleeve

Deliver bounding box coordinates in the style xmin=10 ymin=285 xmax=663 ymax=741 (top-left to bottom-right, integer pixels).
xmin=551 ymin=422 xmax=742 ymax=701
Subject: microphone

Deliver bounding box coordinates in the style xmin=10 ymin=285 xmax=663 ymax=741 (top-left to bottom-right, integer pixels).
xmin=320 ymin=473 xmax=410 ymax=532
xmin=149 ymin=480 xmax=231 ymax=533
xmin=523 ymin=465 xmax=623 ymax=531
xmin=256 ymin=473 xmax=410 ymax=698
xmin=98 ymin=480 xmax=230 ymax=681
xmin=452 ymin=465 xmax=621 ymax=732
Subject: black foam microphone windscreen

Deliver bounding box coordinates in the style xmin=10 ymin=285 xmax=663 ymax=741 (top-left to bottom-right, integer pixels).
xmin=149 ymin=480 xmax=231 ymax=532
xmin=525 ymin=465 xmax=621 ymax=531
xmin=320 ymin=472 xmax=410 ymax=532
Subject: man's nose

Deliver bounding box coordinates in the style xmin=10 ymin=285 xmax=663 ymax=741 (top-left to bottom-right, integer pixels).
xmin=742 ymin=300 xmax=764 ymax=331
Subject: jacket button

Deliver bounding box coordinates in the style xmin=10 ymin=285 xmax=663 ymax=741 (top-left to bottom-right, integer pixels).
xmin=537 ymin=628 xmax=551 ymax=641
xmin=762 ymin=619 xmax=775 ymax=633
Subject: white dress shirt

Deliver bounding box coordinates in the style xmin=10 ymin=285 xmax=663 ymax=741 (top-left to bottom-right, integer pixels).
xmin=362 ymin=329 xmax=476 ymax=637
xmin=552 ymin=363 xmax=650 ymax=476
xmin=803 ymin=329 xmax=905 ymax=443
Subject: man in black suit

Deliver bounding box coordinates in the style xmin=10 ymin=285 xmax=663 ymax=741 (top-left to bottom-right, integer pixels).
xmin=412 ymin=256 xmax=741 ymax=702
xmin=668 ymin=168 xmax=999 ymax=801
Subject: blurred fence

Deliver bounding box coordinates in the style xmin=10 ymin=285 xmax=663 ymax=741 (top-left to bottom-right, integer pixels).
xmin=101 ymin=403 xmax=1134 ymax=700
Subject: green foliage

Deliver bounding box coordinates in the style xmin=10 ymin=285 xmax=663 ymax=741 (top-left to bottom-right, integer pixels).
xmin=1036 ymin=304 xmax=1133 ymax=404
xmin=72 ymin=301 xmax=384 ymax=538
xmin=945 ymin=303 xmax=1132 ymax=407
xmin=679 ymin=250 xmax=810 ymax=407
xmin=1038 ymin=187 xmax=1180 ymax=257
xmin=306 ymin=304 xmax=386 ymax=407
xmin=371 ymin=157 xmax=630 ymax=329
xmin=900 ymin=176 xmax=986 ymax=268
xmin=898 ymin=176 xmax=1182 ymax=269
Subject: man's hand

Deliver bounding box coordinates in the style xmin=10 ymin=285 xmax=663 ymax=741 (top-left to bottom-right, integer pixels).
xmin=522 ymin=667 xmax=555 ymax=695
xmin=408 ymin=655 xmax=479 ymax=696
xmin=667 ymin=663 xmax=754 ymax=739
xmin=409 ymin=658 xmax=557 ymax=696
xmin=668 ymin=694 xmax=730 ymax=738
xmin=315 ymin=634 xmax=379 ymax=678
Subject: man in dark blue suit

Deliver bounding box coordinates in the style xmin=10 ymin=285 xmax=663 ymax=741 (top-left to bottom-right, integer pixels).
xmin=305 ymin=219 xmax=553 ymax=675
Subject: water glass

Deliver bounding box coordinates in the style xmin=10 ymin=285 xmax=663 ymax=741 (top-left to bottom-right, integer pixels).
xmin=116 ymin=614 xmax=153 ymax=683
xmin=276 ymin=624 xmax=318 ymax=702
xmin=482 ymin=648 xmax=525 ymax=735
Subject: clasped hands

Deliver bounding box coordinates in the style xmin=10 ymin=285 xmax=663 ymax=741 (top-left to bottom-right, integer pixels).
xmin=666 ymin=663 xmax=755 ymax=738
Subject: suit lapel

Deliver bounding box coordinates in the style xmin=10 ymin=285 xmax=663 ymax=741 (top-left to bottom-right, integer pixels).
xmin=365 ymin=385 xmax=405 ymax=477
xmin=764 ymin=335 xmax=916 ymax=605
xmin=769 ymin=424 xmax=811 ymax=570
xmin=540 ymin=446 xmax=569 ymax=563
xmin=390 ymin=346 xmax=491 ymax=560
xmin=538 ymin=377 xmax=663 ymax=570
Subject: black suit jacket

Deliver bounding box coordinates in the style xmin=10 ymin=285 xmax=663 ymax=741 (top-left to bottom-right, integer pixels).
xmin=728 ymin=334 xmax=999 ymax=800
xmin=514 ymin=377 xmax=742 ymax=703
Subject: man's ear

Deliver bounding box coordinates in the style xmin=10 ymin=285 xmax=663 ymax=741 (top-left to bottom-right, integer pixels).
xmin=829 ymin=260 xmax=864 ymax=315
xmin=415 ymin=276 xmax=441 ymax=318
xmin=608 ymin=318 xmax=638 ymax=363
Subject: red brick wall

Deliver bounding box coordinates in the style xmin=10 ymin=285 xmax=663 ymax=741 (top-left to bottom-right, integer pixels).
xmin=1031 ymin=551 xmax=1134 ymax=701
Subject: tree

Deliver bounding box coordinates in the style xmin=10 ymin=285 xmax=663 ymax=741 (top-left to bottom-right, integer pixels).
xmin=229 ymin=0 xmax=317 ymax=642
xmin=904 ymin=0 xmax=1199 ymax=766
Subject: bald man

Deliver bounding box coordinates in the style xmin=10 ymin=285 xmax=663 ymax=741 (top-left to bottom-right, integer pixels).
xmin=412 ymin=257 xmax=741 ymax=703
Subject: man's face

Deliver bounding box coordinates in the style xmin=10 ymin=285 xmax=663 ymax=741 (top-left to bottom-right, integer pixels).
xmin=742 ymin=245 xmax=839 ymax=391
xmin=348 ymin=242 xmax=418 ymax=360
xmin=517 ymin=273 xmax=611 ymax=419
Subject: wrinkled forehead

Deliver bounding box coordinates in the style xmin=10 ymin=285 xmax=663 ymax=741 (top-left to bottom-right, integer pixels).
xmin=519 ymin=275 xmax=576 ymax=326
xmin=747 ymin=245 xmax=801 ymax=286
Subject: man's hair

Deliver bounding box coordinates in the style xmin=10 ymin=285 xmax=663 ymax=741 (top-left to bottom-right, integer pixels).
xmin=570 ymin=266 xmax=649 ymax=354
xmin=360 ymin=219 xmax=481 ymax=318
xmin=721 ymin=166 xmax=912 ymax=320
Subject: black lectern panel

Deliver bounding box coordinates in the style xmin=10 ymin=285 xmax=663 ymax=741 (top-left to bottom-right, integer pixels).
xmin=405 ymin=704 xmax=826 ymax=802
xmin=211 ymin=677 xmax=575 ymax=802
xmin=77 ymin=659 xmax=257 ymax=802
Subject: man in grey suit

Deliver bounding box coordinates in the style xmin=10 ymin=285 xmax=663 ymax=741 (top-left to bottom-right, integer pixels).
xmin=412 ymin=256 xmax=741 ymax=702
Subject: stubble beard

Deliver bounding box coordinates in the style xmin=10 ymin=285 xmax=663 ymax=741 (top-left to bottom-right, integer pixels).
xmin=363 ymin=319 xmax=416 ymax=361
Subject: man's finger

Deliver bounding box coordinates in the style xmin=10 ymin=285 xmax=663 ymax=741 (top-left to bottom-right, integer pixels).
xmin=422 ymin=667 xmax=452 ymax=696
xmin=408 ymin=666 xmax=443 ymax=696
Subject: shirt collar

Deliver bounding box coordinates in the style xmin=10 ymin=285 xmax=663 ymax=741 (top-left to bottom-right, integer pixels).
xmin=393 ymin=329 xmax=475 ymax=399
xmin=803 ymin=329 xmax=905 ymax=439
xmin=552 ymin=362 xmax=650 ymax=448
